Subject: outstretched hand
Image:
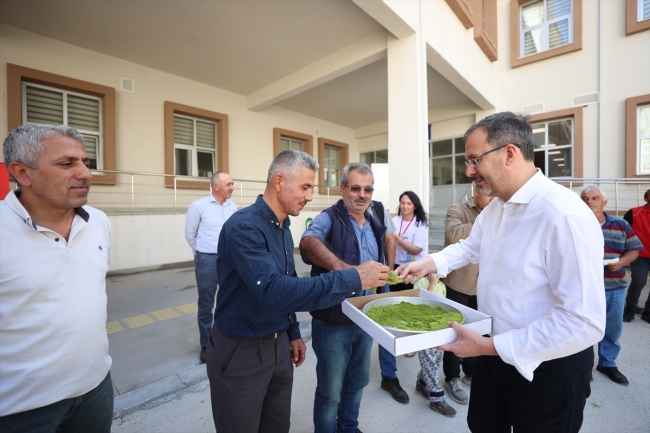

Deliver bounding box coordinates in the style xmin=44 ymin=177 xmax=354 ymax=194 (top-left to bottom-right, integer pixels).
xmin=437 ymin=322 xmax=498 ymax=358
xmin=395 ymin=257 xmax=437 ymax=284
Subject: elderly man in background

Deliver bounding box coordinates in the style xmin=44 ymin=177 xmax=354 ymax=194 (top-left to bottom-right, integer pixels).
xmin=581 ymin=185 xmax=642 ymax=385
xmin=0 ymin=124 xmax=113 ymax=432
xmin=185 ymin=171 xmax=236 ymax=363
xmin=207 ymin=150 xmax=389 ymax=433
xmin=397 ymin=112 xmax=605 ymax=433
xmin=440 ymin=185 xmax=493 ymax=405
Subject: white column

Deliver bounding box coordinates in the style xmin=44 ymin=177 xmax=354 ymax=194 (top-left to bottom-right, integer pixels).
xmin=386 ymin=3 xmax=429 ymax=212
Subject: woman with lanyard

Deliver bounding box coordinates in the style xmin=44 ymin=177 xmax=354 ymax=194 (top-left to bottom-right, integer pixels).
xmin=390 ymin=191 xmax=429 ymax=291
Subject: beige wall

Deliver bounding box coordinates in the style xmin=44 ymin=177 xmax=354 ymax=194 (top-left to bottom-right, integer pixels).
xmin=0 ymin=24 xmax=359 ymax=185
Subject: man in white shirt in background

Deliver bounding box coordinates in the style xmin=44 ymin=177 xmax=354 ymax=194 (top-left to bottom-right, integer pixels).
xmin=397 ymin=112 xmax=605 ymax=433
xmin=0 ymin=124 xmax=113 ymax=432
xmin=185 ymin=171 xmax=236 ymax=363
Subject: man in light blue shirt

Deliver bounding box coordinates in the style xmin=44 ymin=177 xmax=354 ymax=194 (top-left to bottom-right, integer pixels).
xmin=185 ymin=171 xmax=236 ymax=363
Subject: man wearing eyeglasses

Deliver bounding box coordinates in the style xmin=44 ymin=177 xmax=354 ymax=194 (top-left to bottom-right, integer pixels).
xmin=300 ymin=162 xmax=392 ymax=433
xmin=397 ymin=112 xmax=605 ymax=433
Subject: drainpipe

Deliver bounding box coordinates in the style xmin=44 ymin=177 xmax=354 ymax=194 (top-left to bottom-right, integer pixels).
xmin=598 ymin=0 xmax=604 ymax=178
xmin=420 ymin=0 xmax=430 ymax=211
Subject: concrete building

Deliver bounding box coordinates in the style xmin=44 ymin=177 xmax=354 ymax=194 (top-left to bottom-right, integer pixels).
xmin=1 ymin=0 xmax=648 ymax=272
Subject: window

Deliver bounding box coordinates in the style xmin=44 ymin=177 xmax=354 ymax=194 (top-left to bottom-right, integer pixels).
xmin=429 ymin=137 xmax=469 ymax=186
xmin=317 ymin=137 xmax=348 ymax=195
xmin=164 ymin=102 xmax=228 ymax=189
xmin=627 ymin=0 xmax=650 ymax=35
xmin=531 ymin=119 xmax=573 ymax=177
xmin=638 ymin=105 xmax=650 ymax=174
xmin=23 ymin=82 xmax=102 ymax=170
xmin=510 ymin=0 xmax=582 ymax=68
xmin=521 ymin=0 xmax=572 ymax=57
xmin=173 ymin=115 xmax=216 ymax=178
xmin=7 ymin=64 xmax=116 ymax=184
xmin=626 ymin=95 xmax=650 ymax=177
xmin=272 ymin=128 xmax=313 ymax=157
xmin=359 ymin=150 xmax=388 ymax=165
xmin=529 ymin=107 xmax=583 ymax=178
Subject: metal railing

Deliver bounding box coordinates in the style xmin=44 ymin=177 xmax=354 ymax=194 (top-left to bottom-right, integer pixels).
xmin=86 ymin=169 xmax=337 ymax=215
xmin=550 ymin=178 xmax=650 ymax=215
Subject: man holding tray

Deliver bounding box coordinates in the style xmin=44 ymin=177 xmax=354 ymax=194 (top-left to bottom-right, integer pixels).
xmin=397 ymin=112 xmax=605 ymax=433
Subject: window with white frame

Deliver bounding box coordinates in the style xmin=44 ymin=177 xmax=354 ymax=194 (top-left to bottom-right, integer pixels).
xmin=173 ymin=114 xmax=216 ymax=178
xmin=637 ymin=104 xmax=650 ymax=174
xmin=280 ymin=137 xmax=304 ymax=152
xmin=640 ymin=0 xmax=650 ymax=22
xmin=520 ymin=0 xmax=572 ymax=57
xmin=429 ymin=136 xmax=469 ymax=186
xmin=360 ymin=149 xmax=388 ymax=165
xmin=531 ymin=118 xmax=573 ymax=177
xmin=22 ymin=82 xmax=102 ymax=170
xmin=323 ymin=146 xmax=340 ymax=188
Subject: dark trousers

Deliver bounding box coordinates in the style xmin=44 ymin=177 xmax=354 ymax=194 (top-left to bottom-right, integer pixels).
xmin=206 ymin=325 xmax=293 ymax=433
xmin=468 ymin=348 xmax=593 ymax=433
xmin=443 ymin=286 xmax=477 ymax=382
xmin=0 ymin=372 xmax=113 ymax=433
xmin=194 ymin=252 xmax=219 ymax=348
xmin=625 ymin=256 xmax=650 ymax=315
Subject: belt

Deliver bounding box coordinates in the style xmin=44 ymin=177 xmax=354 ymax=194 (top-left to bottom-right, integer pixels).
xmin=197 ymin=251 xmax=217 ymax=255
xmin=239 ymin=330 xmax=285 ymax=341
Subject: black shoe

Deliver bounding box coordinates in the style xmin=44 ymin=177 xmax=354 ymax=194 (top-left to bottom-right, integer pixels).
xmin=623 ymin=312 xmax=634 ymax=322
xmin=381 ymin=377 xmax=409 ymax=403
xmin=200 ymin=347 xmax=207 ymax=364
xmin=596 ymin=365 xmax=629 ymax=385
xmin=636 ymin=306 xmax=645 ymax=315
xmin=429 ymin=399 xmax=457 ymax=417
xmin=641 ymin=312 xmax=650 ymax=324
xmin=355 ymin=429 xmax=363 ymax=433
xmin=415 ymin=379 xmax=429 ymax=399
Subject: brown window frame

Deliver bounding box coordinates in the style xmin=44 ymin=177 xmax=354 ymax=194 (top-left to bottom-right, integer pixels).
xmin=474 ymin=0 xmax=498 ymax=61
xmin=164 ymin=101 xmax=229 ymax=189
xmin=272 ymin=128 xmax=313 ymax=157
xmin=6 ymin=63 xmax=116 ymax=185
xmin=510 ymin=0 xmax=583 ymax=69
xmin=627 ymin=0 xmax=650 ymax=36
xmin=317 ymin=137 xmax=349 ymax=196
xmin=445 ymin=0 xmax=474 ymax=29
xmin=529 ymin=107 xmax=583 ymax=179
xmin=625 ymin=94 xmax=650 ymax=178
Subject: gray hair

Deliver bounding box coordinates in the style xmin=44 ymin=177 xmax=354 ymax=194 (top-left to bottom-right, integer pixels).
xmin=3 ymin=124 xmax=85 ymax=182
xmin=267 ymin=150 xmax=319 ymax=184
xmin=581 ymin=185 xmax=607 ymax=200
xmin=341 ymin=162 xmax=373 ymax=186
xmin=464 ymin=112 xmax=534 ymax=162
xmin=211 ymin=171 xmax=226 ymax=186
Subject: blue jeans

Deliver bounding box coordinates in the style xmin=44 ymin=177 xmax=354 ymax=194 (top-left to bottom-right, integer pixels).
xmin=378 ymin=345 xmax=398 ymax=379
xmin=0 ymin=372 xmax=113 ymax=433
xmin=195 ymin=252 xmax=219 ymax=348
xmin=312 ymin=319 xmax=373 ymax=433
xmin=598 ymin=289 xmax=625 ymax=367
xmin=626 ymin=256 xmax=650 ymax=315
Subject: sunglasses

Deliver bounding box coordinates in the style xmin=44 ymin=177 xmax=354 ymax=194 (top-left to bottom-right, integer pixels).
xmin=345 ymin=185 xmax=374 ymax=194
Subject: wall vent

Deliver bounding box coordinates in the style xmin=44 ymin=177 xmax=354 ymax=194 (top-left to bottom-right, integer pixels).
xmin=314 ymin=128 xmax=320 ymax=137
xmin=572 ymin=92 xmax=598 ymax=107
xmin=121 ymin=78 xmax=135 ymax=93
xmin=521 ymin=102 xmax=545 ymax=114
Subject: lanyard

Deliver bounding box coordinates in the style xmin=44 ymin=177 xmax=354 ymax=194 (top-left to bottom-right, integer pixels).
xmin=399 ymin=217 xmax=414 ymax=237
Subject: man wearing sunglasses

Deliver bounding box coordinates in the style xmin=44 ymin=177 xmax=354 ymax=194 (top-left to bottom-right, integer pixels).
xmin=300 ymin=162 xmax=395 ymax=433
xmin=397 ymin=112 xmax=605 ymax=433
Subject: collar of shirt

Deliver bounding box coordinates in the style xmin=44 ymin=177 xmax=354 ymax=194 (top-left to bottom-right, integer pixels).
xmin=499 ymin=168 xmax=546 ymax=206
xmin=255 ymin=195 xmax=291 ymax=229
xmin=5 ymin=190 xmax=90 ymax=232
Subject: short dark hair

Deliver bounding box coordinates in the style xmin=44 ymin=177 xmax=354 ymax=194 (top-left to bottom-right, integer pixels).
xmin=644 ymin=189 xmax=650 ymax=200
xmin=464 ymin=112 xmax=534 ymax=161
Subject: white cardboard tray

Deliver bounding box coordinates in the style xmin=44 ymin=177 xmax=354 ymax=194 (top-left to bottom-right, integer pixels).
xmin=342 ymin=288 xmax=493 ymax=356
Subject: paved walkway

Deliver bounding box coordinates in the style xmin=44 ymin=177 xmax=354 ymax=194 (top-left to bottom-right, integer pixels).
xmin=107 ymin=257 xmax=650 ymax=432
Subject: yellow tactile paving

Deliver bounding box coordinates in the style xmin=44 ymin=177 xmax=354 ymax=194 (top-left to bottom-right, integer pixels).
xmin=151 ymin=308 xmax=181 ymax=321
xmin=176 ymin=303 xmax=198 ymax=314
xmin=123 ymin=314 xmax=155 ymax=328
xmin=106 ymin=321 xmax=124 ymax=334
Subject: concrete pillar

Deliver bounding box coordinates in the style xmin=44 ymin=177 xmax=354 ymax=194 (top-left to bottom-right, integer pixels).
xmin=386 ymin=4 xmax=429 ymax=212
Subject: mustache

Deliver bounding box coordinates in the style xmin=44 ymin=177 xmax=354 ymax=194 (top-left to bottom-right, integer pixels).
xmin=70 ymin=181 xmax=90 ymax=188
xmin=299 ymin=200 xmax=308 ymax=206
xmin=354 ymin=198 xmax=368 ymax=203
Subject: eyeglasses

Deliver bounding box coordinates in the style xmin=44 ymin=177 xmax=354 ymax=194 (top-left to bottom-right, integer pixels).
xmin=345 ymin=185 xmax=374 ymax=194
xmin=464 ymin=143 xmax=521 ymax=167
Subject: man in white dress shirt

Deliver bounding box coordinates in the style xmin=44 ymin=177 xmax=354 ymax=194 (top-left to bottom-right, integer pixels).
xmin=185 ymin=171 xmax=236 ymax=363
xmin=397 ymin=112 xmax=605 ymax=433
